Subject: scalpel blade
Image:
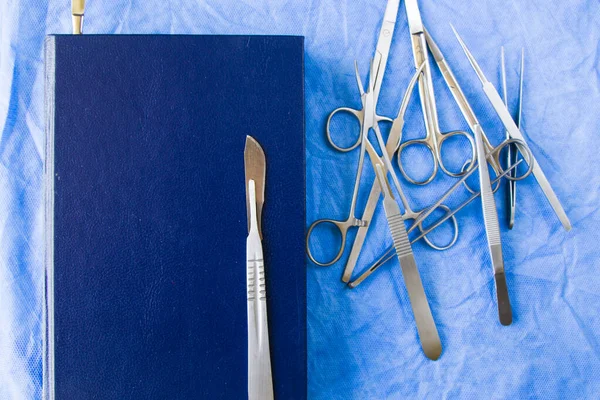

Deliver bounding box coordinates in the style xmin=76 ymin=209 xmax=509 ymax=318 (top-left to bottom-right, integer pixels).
xmin=374 ymin=164 xmax=442 ymax=360
xmin=451 ymin=26 xmax=571 ymax=231
xmin=245 ymin=136 xmax=266 ymax=237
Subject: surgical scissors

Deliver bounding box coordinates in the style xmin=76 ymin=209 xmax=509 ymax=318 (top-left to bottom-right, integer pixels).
xmin=306 ymin=62 xmax=371 ymax=267
xmin=348 ymin=28 xmax=536 ymax=288
xmin=309 ymin=0 xmax=460 ymax=270
xmin=341 ymin=63 xmax=458 ymax=281
xmin=397 ymin=0 xmax=476 ymax=185
xmin=309 ymin=0 xmax=399 ymax=267
xmin=325 ymin=0 xmax=399 ymax=153
xmin=308 ymin=62 xmax=460 ymax=270
xmin=423 ymin=28 xmax=528 ymax=193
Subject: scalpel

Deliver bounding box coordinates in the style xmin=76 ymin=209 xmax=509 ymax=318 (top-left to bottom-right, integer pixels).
xmin=245 ymin=136 xmax=274 ymax=400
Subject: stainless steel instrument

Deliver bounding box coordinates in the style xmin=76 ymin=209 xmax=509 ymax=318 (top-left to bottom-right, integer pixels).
xmin=306 ymin=0 xmax=459 ymax=274
xmin=306 ymin=0 xmax=401 ymax=269
xmin=397 ymin=0 xmax=475 ymax=185
xmin=500 ymin=47 xmax=525 ymax=229
xmin=348 ymin=28 xmax=535 ymax=288
xmin=245 ymin=136 xmax=274 ymax=400
xmin=309 ymin=55 xmax=444 ymax=359
xmin=349 ymin=158 xmax=529 ymax=288
xmin=451 ymin=25 xmax=571 ymax=231
xmin=473 ymin=124 xmax=513 ymax=325
xmin=374 ymin=164 xmax=442 ymax=360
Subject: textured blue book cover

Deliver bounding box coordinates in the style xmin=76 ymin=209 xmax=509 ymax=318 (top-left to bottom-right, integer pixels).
xmin=44 ymin=35 xmax=305 ymax=399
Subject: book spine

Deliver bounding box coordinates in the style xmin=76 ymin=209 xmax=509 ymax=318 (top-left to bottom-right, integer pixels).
xmin=43 ymin=35 xmax=56 ymax=400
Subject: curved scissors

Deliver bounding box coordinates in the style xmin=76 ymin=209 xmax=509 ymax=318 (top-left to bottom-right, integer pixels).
xmin=325 ymin=0 xmax=400 ymax=153
xmin=347 ymin=26 xmax=538 ymax=287
xmin=307 ymin=0 xmax=400 ymax=266
xmin=397 ymin=0 xmax=476 ymax=186
xmin=423 ymin=28 xmax=529 ymax=193
xmin=308 ymin=62 xmax=459 ymax=269
xmin=342 ymin=64 xmax=458 ymax=281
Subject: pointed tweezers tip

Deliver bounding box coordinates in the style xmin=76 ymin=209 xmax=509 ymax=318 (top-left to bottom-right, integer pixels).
xmin=450 ymin=25 xmax=487 ymax=84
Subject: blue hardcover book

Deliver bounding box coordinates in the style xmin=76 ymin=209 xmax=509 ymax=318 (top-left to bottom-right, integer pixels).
xmin=44 ymin=35 xmax=305 ymax=399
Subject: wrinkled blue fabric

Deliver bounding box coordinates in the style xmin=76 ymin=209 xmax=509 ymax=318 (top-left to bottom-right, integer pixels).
xmin=1 ymin=0 xmax=599 ymax=399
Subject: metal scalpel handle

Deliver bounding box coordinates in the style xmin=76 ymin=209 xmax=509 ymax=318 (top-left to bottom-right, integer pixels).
xmin=374 ymin=165 xmax=442 ymax=360
xmin=247 ymin=180 xmax=274 ymax=400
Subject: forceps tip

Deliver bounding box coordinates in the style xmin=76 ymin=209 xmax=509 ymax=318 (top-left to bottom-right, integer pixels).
xmin=449 ymin=24 xmax=486 ymax=84
xmin=423 ymin=343 xmax=442 ymax=361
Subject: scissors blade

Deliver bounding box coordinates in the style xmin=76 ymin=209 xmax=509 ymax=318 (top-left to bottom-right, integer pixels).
xmin=72 ymin=0 xmax=86 ymax=34
xmin=404 ymin=0 xmax=442 ymax=159
xmin=245 ymin=136 xmax=266 ymax=237
xmin=374 ymin=164 xmax=442 ymax=360
xmin=372 ymin=0 xmax=400 ymax=101
xmin=451 ymin=26 xmax=572 ymax=231
xmin=404 ymin=0 xmax=424 ymax=33
xmin=474 ymin=125 xmax=512 ymax=326
xmin=423 ymin=27 xmax=494 ymax=153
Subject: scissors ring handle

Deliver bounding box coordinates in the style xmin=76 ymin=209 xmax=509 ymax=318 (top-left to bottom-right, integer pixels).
xmin=306 ymin=217 xmax=362 ymax=267
xmin=492 ymin=139 xmax=535 ymax=182
xmin=397 ymin=139 xmax=438 ymax=186
xmin=416 ymin=204 xmax=459 ymax=251
xmin=461 ymin=160 xmax=501 ymax=194
xmin=326 ymin=107 xmax=363 ymax=153
xmin=437 ymin=130 xmax=477 ymax=178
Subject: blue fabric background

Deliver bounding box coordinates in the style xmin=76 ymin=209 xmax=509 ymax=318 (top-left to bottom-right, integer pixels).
xmin=0 ymin=0 xmax=599 ymax=398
